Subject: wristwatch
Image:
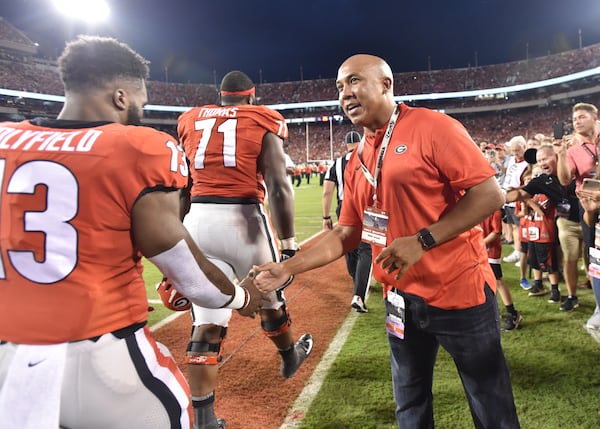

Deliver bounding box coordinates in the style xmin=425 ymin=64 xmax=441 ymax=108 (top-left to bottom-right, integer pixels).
xmin=417 ymin=228 xmax=436 ymax=250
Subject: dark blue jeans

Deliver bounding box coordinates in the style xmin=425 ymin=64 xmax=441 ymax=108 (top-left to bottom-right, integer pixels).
xmin=387 ymin=284 xmax=520 ymax=429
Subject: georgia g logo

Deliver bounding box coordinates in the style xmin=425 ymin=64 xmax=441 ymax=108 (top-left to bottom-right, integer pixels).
xmin=394 ymin=145 xmax=407 ymax=154
xmin=157 ymin=278 xmax=191 ymax=311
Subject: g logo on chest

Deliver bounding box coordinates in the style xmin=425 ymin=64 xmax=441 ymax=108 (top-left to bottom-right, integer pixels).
xmin=394 ymin=145 xmax=407 ymax=154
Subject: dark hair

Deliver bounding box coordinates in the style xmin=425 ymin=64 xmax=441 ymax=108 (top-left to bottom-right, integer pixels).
xmin=220 ymin=70 xmax=254 ymax=93
xmin=58 ymin=35 xmax=150 ymax=92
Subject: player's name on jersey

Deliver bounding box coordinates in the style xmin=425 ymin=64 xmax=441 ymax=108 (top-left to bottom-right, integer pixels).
xmin=197 ymin=106 xmax=240 ymax=118
xmin=0 ymin=127 xmax=101 ymax=152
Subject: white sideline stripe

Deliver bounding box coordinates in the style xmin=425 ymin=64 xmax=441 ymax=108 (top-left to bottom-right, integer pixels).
xmin=278 ymin=228 xmax=362 ymax=428
xmin=150 ymin=311 xmax=186 ymax=332
xmin=147 ymin=229 xmax=349 ymax=427
xmin=279 ymin=309 xmax=360 ymax=429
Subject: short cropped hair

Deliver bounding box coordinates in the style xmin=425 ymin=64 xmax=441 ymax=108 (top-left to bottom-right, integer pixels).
xmin=508 ymin=135 xmax=526 ymax=148
xmin=573 ymin=102 xmax=598 ymax=116
xmin=537 ymin=144 xmax=555 ymax=155
xmin=58 ymin=35 xmax=149 ymax=93
xmin=220 ymin=71 xmax=254 ymax=93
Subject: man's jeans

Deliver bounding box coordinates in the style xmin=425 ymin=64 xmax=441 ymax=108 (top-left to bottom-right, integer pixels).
xmin=388 ymin=284 xmax=520 ymax=428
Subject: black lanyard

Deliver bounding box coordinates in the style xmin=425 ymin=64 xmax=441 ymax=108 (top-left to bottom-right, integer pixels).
xmin=581 ymin=143 xmax=598 ymax=166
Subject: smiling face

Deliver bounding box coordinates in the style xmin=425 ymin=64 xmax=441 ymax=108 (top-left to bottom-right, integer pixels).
xmin=336 ymin=55 xmax=396 ymax=133
xmin=535 ymin=145 xmax=557 ymax=175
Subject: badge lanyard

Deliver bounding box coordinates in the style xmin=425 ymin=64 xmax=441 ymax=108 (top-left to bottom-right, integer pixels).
xmin=581 ymin=143 xmax=599 ymax=166
xmin=356 ymin=105 xmax=400 ymax=206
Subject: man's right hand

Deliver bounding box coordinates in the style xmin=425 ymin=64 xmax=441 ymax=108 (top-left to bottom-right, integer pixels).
xmin=236 ymin=273 xmax=264 ymax=318
xmin=252 ymin=262 xmax=293 ymax=293
xmin=554 ymin=134 xmax=575 ymax=154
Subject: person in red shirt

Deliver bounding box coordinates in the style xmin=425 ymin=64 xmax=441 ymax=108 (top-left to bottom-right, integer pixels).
xmin=292 ymin=163 xmax=302 ymax=187
xmin=301 ymin=163 xmax=311 ymax=184
xmin=516 ymin=198 xmax=532 ymax=289
xmin=524 ymin=192 xmax=561 ymax=298
xmin=507 ymin=145 xmax=580 ymax=309
xmin=0 ymin=36 xmax=261 ymax=429
xmin=555 ymin=103 xmax=598 ymax=292
xmin=480 ymin=210 xmax=523 ymax=330
xmin=177 ymin=70 xmax=312 ymax=429
xmin=318 ymin=161 xmax=329 ymax=186
xmin=254 ymin=54 xmax=520 ymax=428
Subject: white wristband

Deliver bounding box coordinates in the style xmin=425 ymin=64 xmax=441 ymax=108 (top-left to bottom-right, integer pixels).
xmin=280 ymin=237 xmax=297 ymax=250
xmin=224 ymin=284 xmax=248 ymax=309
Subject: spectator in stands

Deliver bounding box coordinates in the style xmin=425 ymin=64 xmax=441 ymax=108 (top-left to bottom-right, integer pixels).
xmin=494 ymin=143 xmax=508 ymax=185
xmin=480 ymin=208 xmax=523 ymax=330
xmin=502 ymin=136 xmax=529 ymax=264
xmin=485 ymin=143 xmax=505 ymax=185
xmin=527 ymin=136 xmax=542 ymax=148
xmin=556 ymin=103 xmax=599 ymax=302
xmin=507 ymin=145 xmax=579 ymax=308
xmin=514 ymin=174 xmax=532 ymax=290
xmin=576 ymin=179 xmax=600 ymax=330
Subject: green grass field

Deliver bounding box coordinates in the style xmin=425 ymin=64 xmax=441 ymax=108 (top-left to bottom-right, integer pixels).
xmin=144 ymin=179 xmax=600 ymax=428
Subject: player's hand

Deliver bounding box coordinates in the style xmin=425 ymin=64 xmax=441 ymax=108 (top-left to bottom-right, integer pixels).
xmin=252 ymin=262 xmax=293 ymax=293
xmin=375 ymin=235 xmax=424 ymax=280
xmin=236 ymin=273 xmax=264 ymax=318
xmin=322 ymin=218 xmax=333 ymax=231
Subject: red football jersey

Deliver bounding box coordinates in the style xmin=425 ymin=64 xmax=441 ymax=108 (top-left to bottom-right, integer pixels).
xmin=0 ymin=119 xmax=189 ymax=344
xmin=480 ymin=209 xmax=502 ymax=260
xmin=528 ymin=194 xmax=557 ymax=243
xmin=177 ymin=104 xmax=288 ymax=202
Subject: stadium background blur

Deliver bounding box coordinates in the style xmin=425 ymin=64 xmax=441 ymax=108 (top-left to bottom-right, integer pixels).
xmin=1 ymin=15 xmax=600 ymax=163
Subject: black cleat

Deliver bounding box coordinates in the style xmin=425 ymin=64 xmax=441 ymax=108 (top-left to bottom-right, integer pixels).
xmin=280 ymin=333 xmax=313 ymax=378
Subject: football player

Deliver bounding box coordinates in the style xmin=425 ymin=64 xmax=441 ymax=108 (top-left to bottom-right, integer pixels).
xmin=177 ymin=70 xmax=313 ymax=429
xmin=0 ymin=36 xmax=262 ymax=429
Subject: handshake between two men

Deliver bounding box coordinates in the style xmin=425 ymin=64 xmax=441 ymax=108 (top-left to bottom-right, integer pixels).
xmin=156 ymin=256 xmax=296 ymax=318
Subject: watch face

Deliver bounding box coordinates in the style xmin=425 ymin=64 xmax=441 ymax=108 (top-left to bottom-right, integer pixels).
xmin=419 ymin=229 xmax=435 ymax=249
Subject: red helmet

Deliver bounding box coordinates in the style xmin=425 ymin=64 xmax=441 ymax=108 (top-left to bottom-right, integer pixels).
xmin=156 ymin=278 xmax=191 ymax=311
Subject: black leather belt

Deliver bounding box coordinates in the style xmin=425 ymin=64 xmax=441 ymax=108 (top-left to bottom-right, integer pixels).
xmin=0 ymin=321 xmax=147 ymax=344
xmin=191 ymin=195 xmax=258 ymax=205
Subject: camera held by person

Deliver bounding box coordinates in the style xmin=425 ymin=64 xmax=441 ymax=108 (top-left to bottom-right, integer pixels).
xmin=553 ymin=120 xmax=574 ymax=139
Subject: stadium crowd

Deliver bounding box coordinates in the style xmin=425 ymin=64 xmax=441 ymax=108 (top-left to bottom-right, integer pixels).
xmin=2 ymin=14 xmax=600 ymax=163
xmin=2 ymin=13 xmax=600 ymax=427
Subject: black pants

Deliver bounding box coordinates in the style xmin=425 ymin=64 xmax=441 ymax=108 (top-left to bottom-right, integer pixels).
xmin=337 ymin=203 xmax=372 ymax=300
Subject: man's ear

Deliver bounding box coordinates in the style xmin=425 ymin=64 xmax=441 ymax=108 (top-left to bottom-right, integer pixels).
xmin=113 ymin=89 xmax=127 ymax=110
xmin=382 ymin=77 xmax=392 ymax=94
